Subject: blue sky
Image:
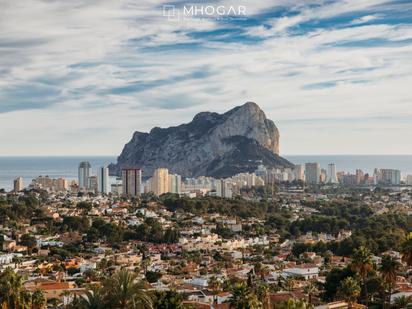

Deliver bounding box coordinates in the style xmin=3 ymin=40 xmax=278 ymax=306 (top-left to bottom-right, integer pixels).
xmin=0 ymin=0 xmax=411 ymax=155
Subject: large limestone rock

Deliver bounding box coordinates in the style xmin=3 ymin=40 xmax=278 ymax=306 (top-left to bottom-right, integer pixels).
xmin=109 ymin=102 xmax=293 ymax=178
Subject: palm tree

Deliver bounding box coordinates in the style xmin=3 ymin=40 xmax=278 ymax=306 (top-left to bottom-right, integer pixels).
xmin=151 ymin=290 xmax=183 ymax=309
xmin=229 ymin=282 xmax=262 ymax=309
xmin=393 ymin=295 xmax=412 ymax=309
xmin=303 ymin=283 xmax=318 ymax=305
xmin=283 ymin=277 xmax=296 ymax=292
xmin=103 ymin=269 xmax=153 ymax=309
xmin=255 ymin=282 xmax=270 ymax=309
xmin=0 ymin=267 xmax=30 ymax=309
xmin=350 ymin=246 xmax=373 ymax=305
xmin=380 ymin=255 xmax=401 ymax=308
xmin=337 ymin=277 xmax=361 ymax=309
xmin=71 ymin=285 xmax=105 ymax=309
xmin=259 ymin=265 xmax=270 ymax=281
xmin=31 ymin=289 xmax=46 ymax=309
xmin=141 ymin=257 xmax=151 ymax=275
xmin=229 ymin=282 xmax=249 ymax=309
xmin=12 ymin=256 xmax=22 ymax=268
xmin=401 ymin=239 xmax=412 ymax=266
xmin=278 ymin=298 xmax=313 ymax=309
xmin=61 ymin=290 xmax=74 ymax=308
xmin=208 ymin=276 xmax=221 ymax=303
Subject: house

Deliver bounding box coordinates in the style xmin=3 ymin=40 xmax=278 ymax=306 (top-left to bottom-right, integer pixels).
xmin=25 ymin=278 xmax=78 ymax=300
xmin=315 ymin=301 xmax=366 ymax=309
xmin=391 ymin=290 xmax=412 ymax=304
xmin=2 ymin=240 xmax=16 ymax=252
xmin=0 ymin=253 xmax=22 ymax=265
xmin=183 ymin=300 xmax=230 ymax=309
xmin=282 ymin=264 xmax=319 ymax=280
xmin=271 ymin=291 xmax=307 ymax=306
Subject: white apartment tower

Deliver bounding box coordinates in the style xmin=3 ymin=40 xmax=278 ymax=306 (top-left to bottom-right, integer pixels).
xmin=326 ymin=163 xmax=338 ymax=183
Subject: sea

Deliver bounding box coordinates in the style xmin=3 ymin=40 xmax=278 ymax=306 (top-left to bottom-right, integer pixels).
xmin=0 ymin=155 xmax=411 ymax=191
xmin=0 ymin=156 xmax=116 ymax=191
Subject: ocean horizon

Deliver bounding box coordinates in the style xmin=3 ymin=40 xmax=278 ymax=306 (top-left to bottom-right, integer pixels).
xmin=0 ymin=155 xmax=411 ymax=191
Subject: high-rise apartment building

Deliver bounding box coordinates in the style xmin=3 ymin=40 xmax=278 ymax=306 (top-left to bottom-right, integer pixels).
xmin=356 ymin=169 xmax=365 ymax=185
xmin=122 ymin=168 xmax=142 ymax=196
xmin=78 ymin=161 xmax=91 ymax=190
xmin=88 ymin=176 xmax=98 ymax=192
xmin=341 ymin=174 xmax=358 ymax=186
xmin=381 ymin=169 xmax=401 ymax=185
xmin=152 ymin=168 xmax=169 ymax=196
xmin=13 ymin=177 xmax=24 ymax=192
xmin=97 ymin=166 xmax=110 ymax=194
xmin=168 ymin=173 xmax=181 ymax=194
xmin=326 ymin=163 xmax=338 ymax=184
xmin=374 ymin=168 xmax=401 ymax=185
xmin=293 ymin=165 xmax=305 ymax=182
xmin=320 ymin=169 xmax=327 ymax=183
xmin=56 ymin=178 xmax=68 ymax=191
xmin=216 ymin=179 xmax=232 ymax=198
xmin=305 ymin=162 xmax=321 ymax=184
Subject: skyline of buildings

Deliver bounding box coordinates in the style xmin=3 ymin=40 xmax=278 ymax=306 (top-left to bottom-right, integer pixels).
xmin=7 ymin=160 xmax=411 ymax=196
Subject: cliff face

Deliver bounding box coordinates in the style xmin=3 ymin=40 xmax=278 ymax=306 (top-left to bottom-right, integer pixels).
xmin=110 ymin=102 xmax=293 ymax=178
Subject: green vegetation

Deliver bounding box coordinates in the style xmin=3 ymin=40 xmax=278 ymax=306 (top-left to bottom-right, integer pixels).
xmin=162 ymin=195 xmax=271 ymax=219
xmin=0 ymin=267 xmax=46 ymax=309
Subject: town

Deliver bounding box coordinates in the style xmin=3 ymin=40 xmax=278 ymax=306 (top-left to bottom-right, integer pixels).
xmin=2 ymin=161 xmax=412 ymax=308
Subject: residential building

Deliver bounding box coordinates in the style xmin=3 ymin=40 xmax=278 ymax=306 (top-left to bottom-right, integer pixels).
xmin=341 ymin=174 xmax=358 ymax=186
xmin=13 ymin=177 xmax=24 ymax=192
xmin=326 ymin=164 xmax=338 ymax=184
xmin=122 ymin=168 xmax=142 ymax=196
xmin=97 ymin=166 xmax=110 ymax=194
xmin=88 ymin=176 xmax=98 ymax=192
xmin=282 ymin=265 xmax=319 ymax=280
xmin=356 ymin=169 xmax=365 ymax=185
xmin=216 ymin=179 xmax=232 ymax=198
xmin=78 ymin=161 xmax=91 ymax=190
xmin=152 ymin=168 xmax=169 ymax=196
xmin=169 ymin=173 xmax=182 ymax=194
xmin=56 ymin=178 xmax=68 ymax=191
xmin=305 ymin=163 xmax=321 ymax=184
xmin=293 ymin=165 xmax=305 ymax=182
xmin=374 ymin=168 xmax=401 ymax=185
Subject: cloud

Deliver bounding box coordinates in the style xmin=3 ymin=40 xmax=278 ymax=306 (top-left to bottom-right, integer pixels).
xmin=350 ymin=14 xmax=380 ymax=25
xmin=0 ymin=0 xmax=411 ymax=155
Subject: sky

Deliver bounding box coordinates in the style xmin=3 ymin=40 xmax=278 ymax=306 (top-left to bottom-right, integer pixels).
xmin=0 ymin=0 xmax=411 ymax=156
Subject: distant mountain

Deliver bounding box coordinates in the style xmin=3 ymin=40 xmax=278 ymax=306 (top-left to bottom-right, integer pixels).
xmin=109 ymin=102 xmax=293 ymax=178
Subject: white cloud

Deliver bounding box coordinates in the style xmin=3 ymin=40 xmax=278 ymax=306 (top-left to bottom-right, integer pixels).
xmin=0 ymin=0 xmax=411 ymax=155
xmin=350 ymin=14 xmax=380 ymax=25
